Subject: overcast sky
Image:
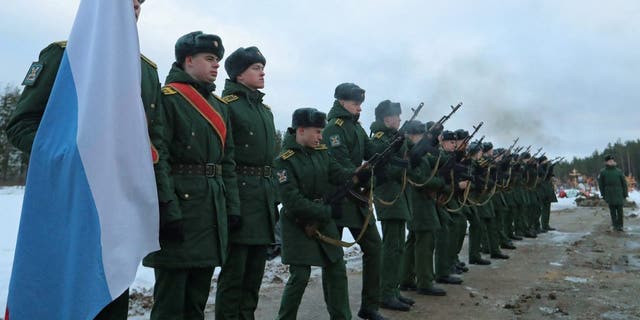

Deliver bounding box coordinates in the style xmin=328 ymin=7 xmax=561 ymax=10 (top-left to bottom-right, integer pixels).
xmin=2 ymin=0 xmax=639 ymax=160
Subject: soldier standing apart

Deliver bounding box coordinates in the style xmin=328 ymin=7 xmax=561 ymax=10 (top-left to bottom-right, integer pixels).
xmin=6 ymin=1 xmax=160 ymax=318
xmin=275 ymin=108 xmax=359 ymax=320
xmin=143 ymin=31 xmax=241 ymax=319
xmin=597 ymin=155 xmax=628 ymax=231
xmin=369 ymin=101 xmax=416 ymax=311
xmin=322 ymin=83 xmax=386 ymax=320
xmin=215 ymin=46 xmax=278 ymax=320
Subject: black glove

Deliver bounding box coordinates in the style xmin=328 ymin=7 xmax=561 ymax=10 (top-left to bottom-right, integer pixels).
xmin=228 ymin=215 xmax=242 ymax=231
xmin=159 ymin=220 xmax=184 ymax=242
xmin=355 ymin=168 xmax=372 ymax=185
xmin=330 ymin=202 xmax=343 ymax=219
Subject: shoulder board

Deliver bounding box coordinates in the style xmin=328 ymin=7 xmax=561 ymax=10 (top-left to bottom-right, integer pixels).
xmin=335 ymin=118 xmax=344 ymax=126
xmin=54 ymin=41 xmax=67 ymax=48
xmin=373 ymin=131 xmax=384 ymax=139
xmin=222 ymin=94 xmax=239 ymax=103
xmin=140 ymin=54 xmax=157 ymax=69
xmin=212 ymin=93 xmax=227 ymax=104
xmin=161 ymin=86 xmax=177 ymax=95
xmin=263 ymin=103 xmax=271 ymax=110
xmin=314 ymin=144 xmax=328 ymax=150
xmin=280 ymin=149 xmax=295 ymax=160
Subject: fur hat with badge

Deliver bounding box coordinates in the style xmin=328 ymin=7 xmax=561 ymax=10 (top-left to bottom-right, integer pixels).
xmin=225 ymin=46 xmax=266 ymax=81
xmin=175 ymin=31 xmax=224 ymax=64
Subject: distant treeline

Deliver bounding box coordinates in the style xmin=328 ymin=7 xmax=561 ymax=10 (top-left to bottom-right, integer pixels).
xmin=554 ymin=139 xmax=640 ymax=185
xmin=0 ymin=84 xmax=28 ymax=185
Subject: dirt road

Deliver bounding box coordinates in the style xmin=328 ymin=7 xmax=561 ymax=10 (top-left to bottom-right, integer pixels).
xmin=216 ymin=206 xmax=640 ymax=320
xmin=129 ymin=205 xmax=640 ymax=319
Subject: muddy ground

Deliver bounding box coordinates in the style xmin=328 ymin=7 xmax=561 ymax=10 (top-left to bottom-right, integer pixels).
xmin=131 ymin=205 xmax=640 ymax=319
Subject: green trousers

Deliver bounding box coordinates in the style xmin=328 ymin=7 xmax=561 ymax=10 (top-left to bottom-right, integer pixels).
xmin=401 ymin=230 xmax=436 ymax=289
xmin=467 ymin=208 xmax=483 ymax=261
xmin=505 ymin=205 xmax=516 ymax=236
xmin=94 ymin=289 xmax=128 ymax=320
xmin=514 ymin=205 xmax=529 ymax=236
xmin=541 ymin=202 xmax=552 ymax=229
xmin=215 ymin=244 xmax=268 ymax=320
xmin=150 ymin=267 xmax=214 ymax=320
xmin=339 ymin=225 xmax=382 ymax=312
xmin=434 ymin=221 xmax=451 ymax=279
xmin=482 ymin=216 xmax=501 ymax=255
xmin=276 ymin=261 xmax=351 ymax=320
xmin=495 ymin=207 xmax=512 ymax=245
xmin=449 ymin=212 xmax=467 ymax=264
xmin=380 ymin=220 xmax=406 ymax=300
xmin=609 ymin=205 xmax=624 ymax=229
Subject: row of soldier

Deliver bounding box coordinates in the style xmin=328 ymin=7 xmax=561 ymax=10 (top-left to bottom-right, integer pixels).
xmin=5 ymin=1 xmax=559 ymax=319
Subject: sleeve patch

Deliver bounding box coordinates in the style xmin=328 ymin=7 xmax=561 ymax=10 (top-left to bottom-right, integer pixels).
xmin=222 ymin=94 xmax=239 ymax=103
xmin=277 ymin=169 xmax=289 ymax=184
xmin=161 ymin=86 xmax=177 ymax=95
xmin=373 ymin=131 xmax=384 ymax=139
xmin=22 ymin=62 xmax=44 ymax=86
xmin=329 ymin=134 xmax=341 ymax=147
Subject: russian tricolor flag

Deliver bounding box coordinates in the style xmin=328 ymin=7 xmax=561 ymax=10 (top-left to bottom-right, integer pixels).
xmin=5 ymin=1 xmax=159 ymax=319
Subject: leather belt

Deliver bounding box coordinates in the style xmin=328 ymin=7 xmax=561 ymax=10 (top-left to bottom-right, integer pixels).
xmin=172 ymin=163 xmax=222 ymax=177
xmin=236 ymin=165 xmax=272 ymax=177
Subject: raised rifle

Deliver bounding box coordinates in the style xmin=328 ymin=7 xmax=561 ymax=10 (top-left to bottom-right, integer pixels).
xmin=456 ymin=121 xmax=484 ymax=151
xmin=532 ymin=147 xmax=543 ymax=158
xmin=507 ymin=137 xmax=520 ymax=154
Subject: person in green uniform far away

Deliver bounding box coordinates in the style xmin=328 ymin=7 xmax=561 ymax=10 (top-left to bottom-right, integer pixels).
xmin=142 ymin=31 xmax=241 ymax=320
xmin=275 ymin=107 xmax=369 ymax=320
xmin=369 ymin=101 xmax=417 ymax=311
xmin=322 ymin=83 xmax=387 ymax=320
xmin=215 ymin=45 xmax=279 ymax=320
xmin=6 ymin=1 xmax=160 ymax=318
xmin=597 ymin=155 xmax=628 ymax=231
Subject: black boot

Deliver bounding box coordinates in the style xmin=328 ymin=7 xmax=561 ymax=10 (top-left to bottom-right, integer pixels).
xmin=357 ymin=309 xmax=389 ymax=320
xmin=500 ymin=242 xmax=516 ymax=250
xmin=417 ymin=286 xmax=447 ymax=296
xmin=436 ymin=275 xmax=463 ymax=284
xmin=491 ymin=252 xmax=510 ymax=259
xmin=398 ymin=283 xmax=417 ymax=291
xmin=509 ymin=234 xmax=523 ymax=241
xmin=544 ymin=226 xmax=556 ymax=231
xmin=469 ymin=257 xmax=491 ymax=265
xmin=397 ymin=294 xmax=415 ymax=306
xmin=380 ymin=298 xmax=410 ymax=312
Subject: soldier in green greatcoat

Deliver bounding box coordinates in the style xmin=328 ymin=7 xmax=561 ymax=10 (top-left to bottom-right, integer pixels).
xmin=400 ymin=121 xmax=450 ymax=296
xmin=491 ymin=148 xmax=517 ymax=250
xmin=538 ymin=156 xmax=557 ymax=231
xmin=597 ymin=155 xmax=628 ymax=231
xmin=215 ymin=46 xmax=278 ymax=320
xmin=142 ymin=31 xmax=241 ymax=319
xmin=275 ymin=108 xmax=360 ymax=320
xmin=322 ymin=83 xmax=386 ymax=320
xmin=369 ymin=101 xmax=416 ymax=311
xmin=5 ymin=1 xmax=160 ymax=318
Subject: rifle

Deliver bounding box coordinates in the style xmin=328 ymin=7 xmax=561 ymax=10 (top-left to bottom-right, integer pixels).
xmin=429 ymin=102 xmax=463 ymax=132
xmin=513 ymin=146 xmax=523 ymax=154
xmin=326 ymin=102 xmax=425 ymax=204
xmin=456 ymin=121 xmax=483 ymax=151
xmin=523 ymin=145 xmax=532 ymax=154
xmin=507 ymin=137 xmax=520 ymax=154
xmin=532 ymin=147 xmax=543 ymax=158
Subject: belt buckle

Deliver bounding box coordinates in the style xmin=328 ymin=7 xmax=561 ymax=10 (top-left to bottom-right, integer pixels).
xmin=205 ymin=163 xmax=216 ymax=177
xmin=263 ymin=166 xmax=271 ymax=177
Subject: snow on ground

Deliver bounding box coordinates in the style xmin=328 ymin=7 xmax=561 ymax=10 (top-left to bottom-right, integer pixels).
xmin=551 ymin=196 xmax=577 ymax=211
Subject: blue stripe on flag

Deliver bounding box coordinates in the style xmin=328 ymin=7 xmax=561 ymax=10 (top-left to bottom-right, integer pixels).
xmin=7 ymin=53 xmax=111 ymax=320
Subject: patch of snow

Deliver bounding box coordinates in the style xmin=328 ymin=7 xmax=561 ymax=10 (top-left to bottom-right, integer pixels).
xmin=549 ymin=262 xmax=563 ymax=267
xmin=564 ymin=276 xmax=588 ymax=283
xmin=551 ymin=197 xmax=577 ymax=211
xmin=0 ymin=187 xmax=25 ymax=311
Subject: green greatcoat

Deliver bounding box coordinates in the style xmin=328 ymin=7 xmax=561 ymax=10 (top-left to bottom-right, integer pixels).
xmin=215 ymin=80 xmax=278 ymax=320
xmin=222 ymin=79 xmax=278 ymax=244
xmin=598 ymin=165 xmax=628 ymax=206
xmin=5 ymin=41 xmax=162 ymax=320
xmin=322 ymin=100 xmax=382 ymax=313
xmin=275 ymin=131 xmax=352 ymax=320
xmin=143 ymin=63 xmax=240 ymax=269
xmin=322 ymin=101 xmax=376 ymax=228
xmin=369 ymin=120 xmax=411 ymax=301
